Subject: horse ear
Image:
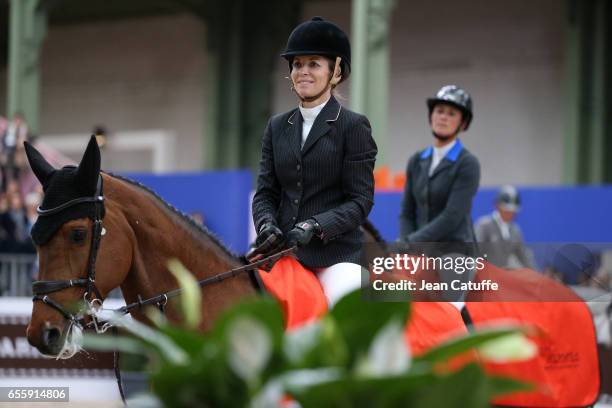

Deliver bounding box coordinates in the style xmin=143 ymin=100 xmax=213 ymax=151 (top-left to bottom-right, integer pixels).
xmin=24 ymin=141 xmax=55 ymax=188
xmin=76 ymin=136 xmax=101 ymax=194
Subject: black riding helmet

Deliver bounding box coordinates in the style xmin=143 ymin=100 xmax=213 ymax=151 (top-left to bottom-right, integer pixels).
xmin=281 ymin=17 xmax=351 ymax=83
xmin=427 ymin=85 xmax=473 ymax=130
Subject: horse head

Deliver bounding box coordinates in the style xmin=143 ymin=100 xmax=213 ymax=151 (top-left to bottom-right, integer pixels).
xmin=25 ymin=136 xmax=132 ymax=357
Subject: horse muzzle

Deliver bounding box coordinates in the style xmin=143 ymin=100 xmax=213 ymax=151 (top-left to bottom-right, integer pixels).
xmin=27 ymin=322 xmax=65 ymax=356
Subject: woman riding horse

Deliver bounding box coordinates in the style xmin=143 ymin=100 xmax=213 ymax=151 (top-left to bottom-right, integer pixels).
xmin=251 ymin=17 xmax=377 ymax=306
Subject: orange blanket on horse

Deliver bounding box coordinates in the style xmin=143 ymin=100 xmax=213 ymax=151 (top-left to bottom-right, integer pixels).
xmin=258 ymin=256 xmax=467 ymax=352
xmin=260 ymin=257 xmax=600 ymax=407
xmin=466 ymin=263 xmax=600 ymax=407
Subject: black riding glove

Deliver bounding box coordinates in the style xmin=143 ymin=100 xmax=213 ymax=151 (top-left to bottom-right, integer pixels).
xmin=247 ymin=222 xmax=285 ymax=262
xmin=286 ymin=219 xmax=321 ymax=248
xmin=256 ymin=222 xmax=283 ymax=246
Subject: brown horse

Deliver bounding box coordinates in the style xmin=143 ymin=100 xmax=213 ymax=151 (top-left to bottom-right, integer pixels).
xmin=24 ymin=136 xmax=386 ymax=357
xmin=25 ymin=137 xmax=257 ymax=356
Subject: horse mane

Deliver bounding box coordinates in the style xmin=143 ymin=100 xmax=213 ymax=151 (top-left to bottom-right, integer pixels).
xmin=361 ymin=218 xmax=385 ymax=243
xmin=106 ymin=172 xmax=240 ymax=261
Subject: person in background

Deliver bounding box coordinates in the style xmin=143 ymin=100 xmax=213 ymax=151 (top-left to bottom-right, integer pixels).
xmin=0 ymin=116 xmax=7 ymax=192
xmin=399 ymin=85 xmax=480 ymax=249
xmin=0 ymin=116 xmax=7 ymax=138
xmin=251 ymin=17 xmax=377 ymax=306
xmin=8 ymin=189 xmax=29 ymax=243
xmin=92 ymin=125 xmax=108 ymax=149
xmin=474 ymin=185 xmax=536 ymax=269
xmin=1 ymin=113 xmax=28 ymax=180
xmin=24 ymin=190 xmax=42 ymax=234
xmin=0 ymin=191 xmax=13 ymax=244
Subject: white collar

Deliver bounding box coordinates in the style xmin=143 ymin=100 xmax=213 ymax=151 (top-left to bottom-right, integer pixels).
xmin=299 ymin=98 xmax=329 ymax=123
xmin=433 ymin=139 xmax=457 ymax=159
xmin=493 ymin=210 xmax=508 ymax=226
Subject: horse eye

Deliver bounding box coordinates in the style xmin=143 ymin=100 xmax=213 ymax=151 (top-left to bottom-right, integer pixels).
xmin=70 ymin=229 xmax=87 ymax=244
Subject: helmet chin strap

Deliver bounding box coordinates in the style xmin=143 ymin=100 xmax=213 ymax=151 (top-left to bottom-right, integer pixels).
xmin=432 ymin=132 xmax=454 ymax=141
xmin=293 ymin=57 xmax=342 ymax=103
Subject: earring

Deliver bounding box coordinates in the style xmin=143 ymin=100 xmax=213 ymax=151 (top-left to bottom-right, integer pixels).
xmin=286 ymin=76 xmax=296 ymax=93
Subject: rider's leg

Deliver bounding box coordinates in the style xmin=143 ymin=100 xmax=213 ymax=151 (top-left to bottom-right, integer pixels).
xmin=315 ymin=262 xmax=363 ymax=307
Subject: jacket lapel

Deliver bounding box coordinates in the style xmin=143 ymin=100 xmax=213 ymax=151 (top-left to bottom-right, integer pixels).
xmin=430 ymin=139 xmax=464 ymax=179
xmin=430 ymin=159 xmax=452 ymax=178
xmin=418 ymin=146 xmax=433 ymax=179
xmin=286 ymin=109 xmax=303 ymax=161
xmin=301 ymin=96 xmax=341 ymax=155
xmin=419 ymin=156 xmax=431 ymax=179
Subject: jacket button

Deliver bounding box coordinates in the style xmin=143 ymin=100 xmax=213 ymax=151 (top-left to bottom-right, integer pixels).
xmin=297 ymin=181 xmax=301 ymax=187
xmin=292 ymin=216 xmax=296 ymax=221
xmin=296 ymin=164 xmax=301 ymax=171
xmin=293 ymin=199 xmax=299 ymax=205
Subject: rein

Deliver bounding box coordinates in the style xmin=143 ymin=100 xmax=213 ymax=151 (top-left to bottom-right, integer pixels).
xmin=116 ymin=246 xmax=294 ymax=316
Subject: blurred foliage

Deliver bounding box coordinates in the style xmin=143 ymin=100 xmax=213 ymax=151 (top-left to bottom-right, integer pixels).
xmin=84 ymin=261 xmax=533 ymax=407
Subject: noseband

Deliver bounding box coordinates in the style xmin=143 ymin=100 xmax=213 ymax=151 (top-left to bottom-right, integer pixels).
xmin=32 ymin=176 xmax=105 ymax=327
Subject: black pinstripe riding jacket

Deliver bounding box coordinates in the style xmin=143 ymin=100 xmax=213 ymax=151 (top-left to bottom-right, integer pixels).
xmin=252 ymin=96 xmax=377 ymax=268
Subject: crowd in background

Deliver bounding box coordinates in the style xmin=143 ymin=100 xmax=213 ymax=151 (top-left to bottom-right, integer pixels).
xmin=0 ymin=113 xmax=39 ymax=254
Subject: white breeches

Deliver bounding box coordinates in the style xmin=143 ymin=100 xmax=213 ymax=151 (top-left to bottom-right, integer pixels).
xmin=314 ymin=262 xmax=363 ymax=307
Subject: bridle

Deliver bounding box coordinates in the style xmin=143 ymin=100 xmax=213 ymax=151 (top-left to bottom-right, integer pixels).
xmin=31 ymin=175 xmax=105 ymax=328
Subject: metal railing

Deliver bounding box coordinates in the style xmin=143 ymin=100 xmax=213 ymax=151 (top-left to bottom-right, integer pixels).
xmin=0 ymin=253 xmax=37 ymax=296
xmin=0 ymin=253 xmax=123 ymax=299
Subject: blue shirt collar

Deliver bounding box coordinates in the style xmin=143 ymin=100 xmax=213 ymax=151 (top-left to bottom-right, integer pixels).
xmin=420 ymin=139 xmax=463 ymax=161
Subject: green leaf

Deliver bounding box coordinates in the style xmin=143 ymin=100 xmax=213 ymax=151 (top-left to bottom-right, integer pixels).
xmin=167 ymin=258 xmax=201 ymax=329
xmin=252 ymin=368 xmax=343 ymax=408
xmin=82 ymin=333 xmax=145 ymax=356
xmin=408 ymin=364 xmax=531 ymax=408
xmin=156 ymin=325 xmax=208 ymax=358
xmin=416 ymin=326 xmax=526 ymax=364
xmin=108 ymin=313 xmax=188 ymax=365
xmin=288 ymin=371 xmax=434 ymax=407
xmin=151 ymin=353 xmax=250 ymax=408
xmin=288 ymin=364 xmax=530 ymax=408
xmin=487 ymin=373 xmax=535 ymax=397
xmin=329 ymin=289 xmax=410 ymax=365
xmin=283 ymin=317 xmax=349 ymax=369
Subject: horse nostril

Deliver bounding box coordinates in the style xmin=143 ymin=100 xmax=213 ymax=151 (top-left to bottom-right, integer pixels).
xmin=42 ymin=326 xmax=62 ymax=349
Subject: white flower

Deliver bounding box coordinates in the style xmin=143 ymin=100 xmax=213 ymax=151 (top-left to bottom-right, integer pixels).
xmin=358 ymin=319 xmax=411 ymax=377
xmin=228 ymin=317 xmax=272 ymax=382
xmin=478 ymin=333 xmax=537 ymax=363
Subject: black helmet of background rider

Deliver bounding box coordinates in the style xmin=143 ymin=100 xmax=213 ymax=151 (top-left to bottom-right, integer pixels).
xmin=281 ymin=16 xmax=351 ymax=90
xmin=427 ymin=85 xmax=473 ymax=138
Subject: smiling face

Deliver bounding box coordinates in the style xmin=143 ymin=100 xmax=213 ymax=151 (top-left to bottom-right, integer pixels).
xmin=290 ymin=55 xmax=334 ymax=107
xmin=430 ymin=103 xmax=465 ymax=139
